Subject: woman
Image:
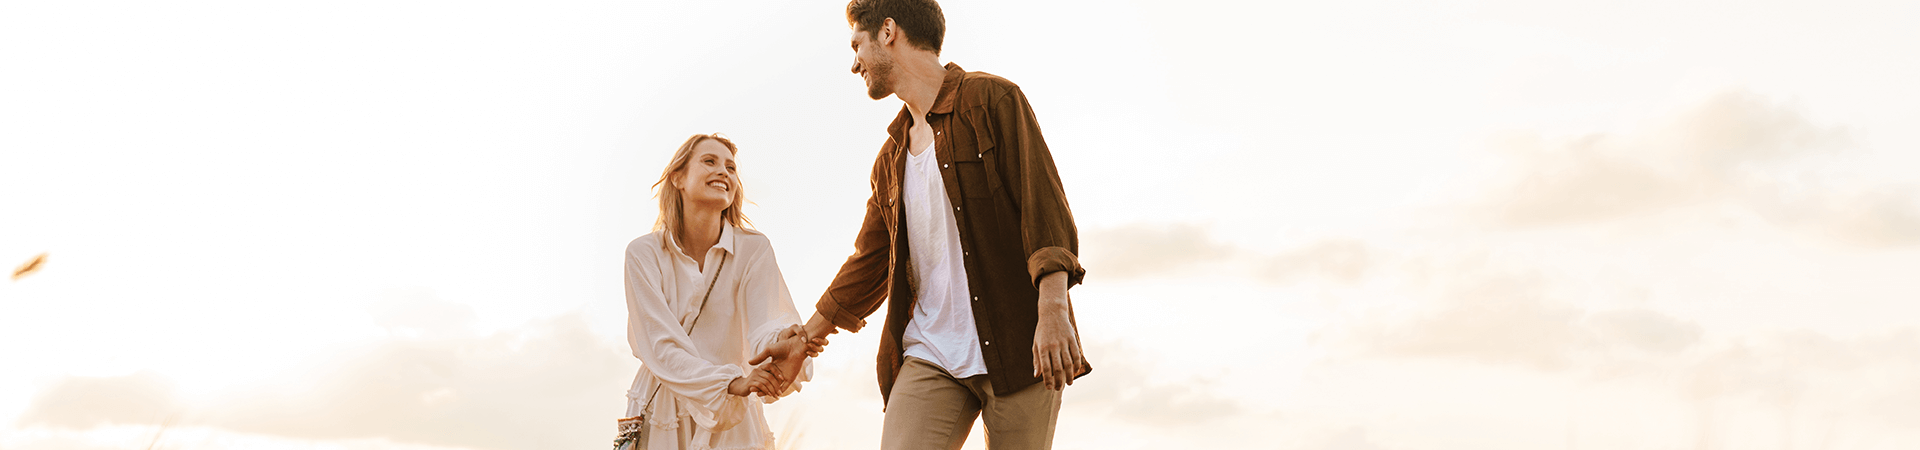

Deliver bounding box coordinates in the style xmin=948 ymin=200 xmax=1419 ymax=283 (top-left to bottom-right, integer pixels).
xmin=619 ymin=133 xmax=820 ymax=450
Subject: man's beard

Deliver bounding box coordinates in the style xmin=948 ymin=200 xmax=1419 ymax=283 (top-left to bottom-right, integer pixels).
xmin=865 ymin=55 xmax=896 ymax=100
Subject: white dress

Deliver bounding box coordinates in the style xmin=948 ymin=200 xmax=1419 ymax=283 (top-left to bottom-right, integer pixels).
xmin=623 ymin=224 xmax=811 ymax=450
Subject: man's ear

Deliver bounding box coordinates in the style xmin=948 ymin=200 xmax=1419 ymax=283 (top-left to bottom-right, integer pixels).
xmin=880 ymin=17 xmax=896 ymax=46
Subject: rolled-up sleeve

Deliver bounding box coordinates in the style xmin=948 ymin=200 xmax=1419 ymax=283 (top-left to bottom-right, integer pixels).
xmin=991 ymin=85 xmax=1087 ymax=288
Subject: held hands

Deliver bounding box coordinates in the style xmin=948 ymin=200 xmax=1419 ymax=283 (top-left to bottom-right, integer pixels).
xmin=745 ymin=325 xmax=830 ymax=396
xmin=769 ymin=324 xmax=829 ymax=359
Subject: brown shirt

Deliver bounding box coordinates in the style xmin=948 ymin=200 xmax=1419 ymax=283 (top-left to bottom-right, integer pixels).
xmin=815 ymin=63 xmax=1089 ymax=403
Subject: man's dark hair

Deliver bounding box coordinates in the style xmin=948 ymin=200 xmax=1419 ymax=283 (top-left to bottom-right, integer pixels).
xmin=847 ymin=0 xmax=945 ymax=54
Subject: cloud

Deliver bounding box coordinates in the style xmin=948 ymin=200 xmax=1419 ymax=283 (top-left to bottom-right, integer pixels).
xmin=1601 ymin=327 xmax=1920 ymax=448
xmin=14 ymin=312 xmax=634 ymax=450
xmin=15 ymin=371 xmax=182 ymax=429
xmin=1346 ymin=277 xmax=1602 ymax=370
xmin=1466 ymin=88 xmax=1920 ymax=247
xmin=1750 ymin=183 xmax=1920 ymax=247
xmin=1081 ymin=223 xmax=1375 ymax=285
xmin=1079 ymin=223 xmax=1236 ymax=279
xmin=1297 ymin=426 xmax=1392 ymax=450
xmin=1476 ymin=90 xmax=1854 ymax=228
xmin=368 ymin=287 xmax=479 ymax=338
xmin=1584 ymin=308 xmax=1703 ymax=354
xmin=1065 ymin=340 xmax=1244 ymax=427
xmin=1334 ymin=266 xmax=1701 ymax=371
xmin=210 ymin=312 xmax=631 ymax=450
xmin=1325 ymin=261 xmax=1920 ymax=440
xmin=1260 ymin=239 xmax=1372 ymax=284
xmin=1 ymin=425 xmax=479 ymax=450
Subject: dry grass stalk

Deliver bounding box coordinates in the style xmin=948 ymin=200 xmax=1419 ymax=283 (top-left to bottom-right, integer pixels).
xmin=12 ymin=252 xmax=47 ymax=281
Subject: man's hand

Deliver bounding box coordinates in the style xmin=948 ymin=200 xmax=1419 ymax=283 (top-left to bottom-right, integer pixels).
xmin=1031 ymin=271 xmax=1084 ymax=391
xmin=802 ymin=311 xmax=841 ymax=342
xmin=751 ymin=325 xmax=827 ymax=364
xmin=749 ymin=325 xmax=827 ymax=394
xmin=759 ymin=325 xmax=827 ymax=359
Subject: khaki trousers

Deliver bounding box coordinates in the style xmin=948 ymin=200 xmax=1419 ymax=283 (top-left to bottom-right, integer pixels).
xmin=881 ymin=357 xmax=1062 ymax=450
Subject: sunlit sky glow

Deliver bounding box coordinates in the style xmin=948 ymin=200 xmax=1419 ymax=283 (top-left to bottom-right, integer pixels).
xmin=4 ymin=0 xmax=1920 ymax=449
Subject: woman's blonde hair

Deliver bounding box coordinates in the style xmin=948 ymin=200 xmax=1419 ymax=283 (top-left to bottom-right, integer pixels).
xmin=653 ymin=133 xmax=752 ymax=247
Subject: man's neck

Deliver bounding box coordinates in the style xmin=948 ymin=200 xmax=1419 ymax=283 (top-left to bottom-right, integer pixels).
xmin=893 ymin=55 xmax=947 ymax=124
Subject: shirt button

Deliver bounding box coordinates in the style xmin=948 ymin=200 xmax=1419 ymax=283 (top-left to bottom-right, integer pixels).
xmin=972 ymin=296 xmax=979 ymax=302
xmin=943 ymin=164 xmax=948 ymax=169
xmin=983 ymin=340 xmax=991 ymax=346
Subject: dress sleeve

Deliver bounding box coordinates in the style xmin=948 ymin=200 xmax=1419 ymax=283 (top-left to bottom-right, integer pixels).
xmin=741 ymin=241 xmax=813 ymax=401
xmin=624 ymin=240 xmax=747 ymax=430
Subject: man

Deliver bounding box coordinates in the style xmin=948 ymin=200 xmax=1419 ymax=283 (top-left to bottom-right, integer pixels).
xmin=802 ymin=0 xmax=1088 ymax=448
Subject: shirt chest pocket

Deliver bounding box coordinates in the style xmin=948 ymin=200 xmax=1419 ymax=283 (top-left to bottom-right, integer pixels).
xmin=950 ymin=117 xmax=998 ymax=199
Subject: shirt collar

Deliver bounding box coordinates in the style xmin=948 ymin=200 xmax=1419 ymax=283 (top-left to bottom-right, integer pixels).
xmin=886 ymin=62 xmax=967 ymax=147
xmin=665 ymin=222 xmax=739 ymax=260
xmin=713 ymin=223 xmax=737 ymax=256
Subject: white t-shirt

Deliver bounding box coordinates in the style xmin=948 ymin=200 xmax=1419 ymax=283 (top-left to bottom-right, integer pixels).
xmin=900 ymin=139 xmax=988 ymax=378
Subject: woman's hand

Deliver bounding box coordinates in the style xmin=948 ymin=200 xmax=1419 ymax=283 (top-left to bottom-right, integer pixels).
xmin=747 ymin=329 xmax=817 ymax=394
xmin=726 ymin=366 xmax=780 ymax=397
xmin=749 ymin=325 xmax=827 ymax=389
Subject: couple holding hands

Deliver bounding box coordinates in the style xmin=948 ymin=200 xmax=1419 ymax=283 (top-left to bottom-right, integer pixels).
xmin=616 ymin=1 xmax=1089 ymax=449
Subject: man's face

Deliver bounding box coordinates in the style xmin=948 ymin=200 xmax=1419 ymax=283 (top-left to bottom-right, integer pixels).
xmin=850 ymin=26 xmax=895 ymax=100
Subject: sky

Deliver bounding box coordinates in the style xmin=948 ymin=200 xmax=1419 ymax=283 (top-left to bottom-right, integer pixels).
xmin=3 ymin=0 xmax=1919 ymax=449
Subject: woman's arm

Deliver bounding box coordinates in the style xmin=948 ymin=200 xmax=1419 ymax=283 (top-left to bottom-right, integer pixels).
xmin=738 ymin=240 xmax=814 ymax=399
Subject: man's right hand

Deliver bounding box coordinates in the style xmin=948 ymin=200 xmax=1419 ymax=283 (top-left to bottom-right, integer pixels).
xmin=747 ymin=324 xmax=829 ymax=393
xmin=802 ymin=311 xmax=840 ymax=341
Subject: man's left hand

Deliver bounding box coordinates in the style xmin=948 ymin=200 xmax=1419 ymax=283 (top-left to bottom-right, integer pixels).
xmin=1031 ymin=272 xmax=1083 ymax=391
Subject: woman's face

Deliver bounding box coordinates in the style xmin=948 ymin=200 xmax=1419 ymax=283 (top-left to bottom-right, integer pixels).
xmin=674 ymin=139 xmax=738 ymax=211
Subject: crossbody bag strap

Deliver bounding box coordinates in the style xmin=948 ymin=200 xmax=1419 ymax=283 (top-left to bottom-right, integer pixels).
xmin=640 ymin=251 xmax=729 ymax=415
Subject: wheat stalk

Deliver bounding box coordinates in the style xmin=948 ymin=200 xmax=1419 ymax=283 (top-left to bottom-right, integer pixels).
xmin=145 ymin=414 xmax=177 ymax=450
xmin=12 ymin=252 xmax=47 ymax=281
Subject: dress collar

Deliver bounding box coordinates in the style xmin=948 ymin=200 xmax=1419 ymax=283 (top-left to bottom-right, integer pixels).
xmin=665 ymin=222 xmax=738 ymax=261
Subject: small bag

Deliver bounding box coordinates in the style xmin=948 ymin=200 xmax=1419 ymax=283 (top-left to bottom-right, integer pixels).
xmin=612 ymin=415 xmax=647 ymax=450
xmin=613 ymin=253 xmax=728 ymax=450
